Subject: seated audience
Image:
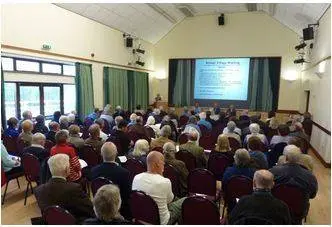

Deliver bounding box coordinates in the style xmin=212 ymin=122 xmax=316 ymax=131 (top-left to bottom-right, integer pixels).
xmin=265 ymin=117 xmax=279 ymax=141
xmin=94 ymin=118 xmax=108 ymax=141
xmin=32 ymin=115 xmax=49 ymax=135
xmin=132 ymin=151 xmax=186 ymax=224
xmin=205 ymin=110 xmax=216 ymax=126
xmin=226 ymin=104 xmax=236 ymax=118
xmin=91 ymin=142 xmax=131 ymax=219
xmin=35 ymin=154 xmax=93 ymax=223
xmin=168 ymin=107 xmax=179 ymax=122
xmin=145 ymin=116 xmax=161 ymax=137
xmin=151 ymin=108 xmax=162 ymax=124
xmin=50 ymin=130 xmax=81 ymax=182
xmin=213 ymin=134 xmax=234 ymax=161
xmin=159 ymin=106 xmax=167 ymax=117
xmin=88 ymin=108 xmax=100 ymax=121
xmin=18 ymin=120 xmax=33 ymax=146
xmin=180 ymin=131 xmax=206 ymax=168
xmin=302 ymin=112 xmax=313 ymax=137
xmin=128 ymin=139 xmax=149 ymax=165
xmin=269 ymin=145 xmax=318 ymax=223
xmin=151 ymin=125 xmax=174 ymax=150
xmin=18 ymin=110 xmax=33 ymax=132
xmin=5 ymin=117 xmax=20 ymax=137
xmin=278 ymin=152 xmax=314 ymax=172
xmin=53 ymin=111 xmax=61 ymax=123
xmin=128 ymin=116 xmax=150 ymax=140
xmin=197 ymin=112 xmax=212 ymax=131
xmin=256 ymin=113 xmax=267 ymax=133
xmin=223 ymin=121 xmax=242 ymax=144
xmin=288 ymin=114 xmax=302 ymax=132
xmin=193 ymin=102 xmax=201 ymax=115
xmin=59 ymin=115 xmax=69 ymax=130
xmin=83 ymin=184 xmax=132 ymax=225
xmin=180 ymin=106 xmax=190 ymax=117
xmin=288 ymin=136 xmax=308 ymax=153
xmin=135 ymin=104 xmax=145 ymax=115
xmin=247 ymin=136 xmax=268 ymax=169
xmin=160 ymin=115 xmax=177 ymax=141
xmin=111 ymin=115 xmax=124 ymax=130
xmin=270 ymin=124 xmax=291 ymax=146
xmin=127 ymin=113 xmax=137 ymax=128
xmin=244 ymin=123 xmax=268 ymax=146
xmin=265 ymin=111 xmax=276 ymax=126
xmin=46 ymin=121 xmax=60 ymax=143
xmin=228 ymin=170 xmax=291 ymax=224
xmin=67 ymin=113 xmax=76 ymax=127
xmin=109 ymin=120 xmax=131 ymax=155
xmin=85 ymin=124 xmax=104 ymax=153
xmin=239 ymin=110 xmax=250 ymax=121
xmin=213 ymin=102 xmax=221 ymax=115
xmin=23 ymin=133 xmax=49 ymax=164
xmin=100 ymin=104 xmax=114 ymax=126
xmin=289 ymin=122 xmax=310 ymax=142
xmin=113 ymin=106 xmax=125 ymax=119
xmin=1 ymin=142 xmax=22 ymax=174
xmin=163 ymin=142 xmax=189 ymax=197
xmin=183 ymin=116 xmax=202 ymax=137
xmin=68 ymin=125 xmax=85 ymax=149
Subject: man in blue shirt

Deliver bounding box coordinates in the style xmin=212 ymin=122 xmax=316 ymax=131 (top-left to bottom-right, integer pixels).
xmin=4 ymin=117 xmax=20 ymax=137
xmin=197 ymin=112 xmax=212 ymax=131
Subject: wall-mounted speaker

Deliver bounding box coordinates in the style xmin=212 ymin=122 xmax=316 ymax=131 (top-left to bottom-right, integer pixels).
xmin=126 ymin=37 xmax=133 ymax=47
xmin=218 ymin=14 xmax=225 ymax=26
xmin=303 ymin=27 xmax=314 ymax=41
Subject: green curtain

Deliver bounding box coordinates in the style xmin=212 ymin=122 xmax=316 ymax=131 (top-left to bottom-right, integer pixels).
xmin=103 ymin=67 xmax=129 ymax=110
xmin=1 ymin=64 xmax=5 ymax=127
xmin=75 ymin=62 xmax=94 ymax=120
xmin=128 ymin=71 xmax=149 ymax=111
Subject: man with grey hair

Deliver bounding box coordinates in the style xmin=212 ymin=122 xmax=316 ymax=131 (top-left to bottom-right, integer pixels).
xmin=91 ymin=142 xmax=131 ymax=218
xmin=244 ymin=123 xmax=268 ymax=146
xmin=223 ymin=121 xmax=242 ymax=144
xmin=198 ymin=112 xmax=212 ymax=131
xmin=83 ymin=184 xmax=132 ymax=224
xmin=151 ymin=125 xmax=174 ymax=150
xmin=59 ymin=115 xmax=69 ymax=129
xmin=18 ymin=110 xmax=33 ymax=132
xmin=180 ymin=130 xmax=206 ymax=168
xmin=35 ymin=154 xmax=94 ymax=223
xmin=23 ymin=133 xmax=49 ymax=164
xmin=223 ymin=120 xmax=242 ymax=136
xmin=112 ymin=115 xmax=124 ymax=130
xmin=269 ymin=145 xmax=318 ymax=224
xmin=100 ymin=104 xmax=114 ymax=126
xmin=229 ymin=169 xmax=291 ymax=224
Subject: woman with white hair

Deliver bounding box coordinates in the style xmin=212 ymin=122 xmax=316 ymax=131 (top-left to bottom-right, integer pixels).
xmin=144 ymin=116 xmax=161 ymax=137
xmin=244 ymin=123 xmax=268 ymax=146
xmin=59 ymin=115 xmax=69 ymax=130
xmin=100 ymin=104 xmax=113 ymax=126
xmin=128 ymin=139 xmax=150 ymax=165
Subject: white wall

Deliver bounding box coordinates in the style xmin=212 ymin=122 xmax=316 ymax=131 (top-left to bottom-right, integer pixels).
xmin=301 ymin=7 xmax=331 ymax=163
xmin=1 ymin=3 xmax=154 ymax=108
xmin=153 ymin=12 xmax=302 ymax=110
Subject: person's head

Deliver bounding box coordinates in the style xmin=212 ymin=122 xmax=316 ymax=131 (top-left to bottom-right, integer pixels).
xmin=227 ymin=121 xmax=236 ymax=133
xmin=229 ymin=104 xmax=234 ymax=109
xmin=278 ymin=124 xmax=290 ymax=136
xmin=115 ymin=105 xmax=122 ymax=112
xmin=153 ymin=108 xmax=161 ymax=115
xmin=89 ymin=124 xmax=100 ymax=139
xmin=247 ymin=136 xmax=262 ymax=151
xmin=68 ymin=113 xmax=76 ymax=123
xmin=303 ymin=112 xmax=312 ymax=120
xmin=136 ymin=116 xmax=143 ymax=125
xmin=188 ymin=131 xmax=198 ymax=142
xmin=269 ymin=117 xmax=279 ymax=129
xmin=299 ymin=154 xmax=314 ymax=172
xmin=294 ymin=122 xmax=304 ymax=132
xmin=48 ymin=153 xmax=70 ymax=178
xmin=22 ymin=110 xmax=32 ymax=120
xmin=7 ymin=117 xmax=18 ymax=128
xmin=147 ymin=151 xmax=165 ymax=175
xmin=268 ymin=111 xmax=276 ymax=118
xmin=101 ymin=142 xmax=117 ymax=162
xmin=160 ymin=125 xmax=171 ymax=138
xmin=253 ymin=170 xmax=274 ymax=190
xmin=163 ymin=142 xmax=176 ymax=159
xmin=95 ymin=118 xmax=105 ymax=130
xmin=288 ymin=137 xmax=303 ymax=150
xmin=114 ymin=116 xmax=123 ymax=126
xmin=32 ymin=133 xmax=46 ymax=147
xmin=35 ymin=115 xmax=45 ymax=124
xmin=168 ymin=107 xmax=175 ymax=114
xmin=93 ymin=184 xmax=122 ymax=222
xmin=249 ymin=123 xmax=260 ymax=134
xmin=68 ymin=124 xmax=80 ymax=136
xmin=187 ymin=116 xmax=197 ymax=124
xmin=49 ymin=121 xmax=60 ymax=132
xmin=117 ymin=120 xmax=127 ymax=131
xmin=103 ymin=104 xmax=112 ymax=115
xmin=215 ymin=134 xmax=231 ymax=152
xmin=22 ymin=120 xmax=33 ymax=133
xmin=59 ymin=115 xmax=69 ymax=127
xmin=130 ymin=113 xmax=137 ymax=122
xmin=53 ymin=111 xmax=61 ymax=121
xmin=55 ymin=130 xmax=69 ymax=144
xmin=234 ymin=148 xmax=251 ymax=167
xmin=133 ymin=139 xmax=149 ymax=157
xmin=199 ymin=112 xmax=206 ymax=120
xmin=283 ymin=145 xmax=302 ymax=163
xmin=146 ymin=116 xmax=155 ymax=125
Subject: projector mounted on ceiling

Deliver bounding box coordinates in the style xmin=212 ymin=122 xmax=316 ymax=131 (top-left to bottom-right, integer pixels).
xmin=176 ymin=4 xmax=195 ymax=17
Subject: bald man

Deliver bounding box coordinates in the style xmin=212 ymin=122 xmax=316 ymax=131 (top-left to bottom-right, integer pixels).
xmin=132 ymin=151 xmax=185 ymax=225
xmin=228 ymin=170 xmax=291 ymax=224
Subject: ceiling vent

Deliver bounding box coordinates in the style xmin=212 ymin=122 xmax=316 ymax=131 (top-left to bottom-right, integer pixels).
xmin=176 ymin=4 xmax=195 ymax=17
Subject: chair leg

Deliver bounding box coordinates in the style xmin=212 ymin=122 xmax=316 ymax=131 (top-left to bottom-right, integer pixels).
xmin=30 ymin=182 xmax=34 ymax=194
xmin=24 ymin=182 xmax=30 ymax=206
xmin=16 ymin=178 xmax=20 ymax=189
xmin=2 ymin=182 xmax=9 ymax=205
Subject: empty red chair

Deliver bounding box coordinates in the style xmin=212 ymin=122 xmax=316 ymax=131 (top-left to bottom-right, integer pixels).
xmin=188 ymin=168 xmax=217 ymax=201
xmin=178 ymin=133 xmax=189 ymax=145
xmin=175 ymin=150 xmax=196 ymax=172
xmin=1 ymin=166 xmax=24 ymax=205
xmin=91 ymin=177 xmax=113 ymax=196
xmin=130 ymin=190 xmax=160 ymax=224
xmin=163 ymin=164 xmax=180 ymax=197
xmin=207 ymin=153 xmax=233 ymax=181
xmin=182 ymin=196 xmax=220 ymax=225
xmin=123 ymin=158 xmax=146 ymax=183
xmin=43 ymin=205 xmax=76 ymax=225
xmin=199 ymin=135 xmax=216 ymax=150
xmin=22 ymin=153 xmax=41 ymax=205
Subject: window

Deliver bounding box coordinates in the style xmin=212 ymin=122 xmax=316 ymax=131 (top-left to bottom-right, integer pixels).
xmin=44 ymin=86 xmax=61 ymax=116
xmin=16 ymin=60 xmax=40 ymax=72
xmin=42 ymin=63 xmax=62 ymax=74
xmin=64 ymin=84 xmax=76 ymax=114
xmin=4 ymin=83 xmax=16 ymax=120
xmin=63 ymin=65 xmax=76 ymax=76
xmin=2 ymin=57 xmax=14 ymax=71
xmin=19 ymin=85 xmax=41 ymax=117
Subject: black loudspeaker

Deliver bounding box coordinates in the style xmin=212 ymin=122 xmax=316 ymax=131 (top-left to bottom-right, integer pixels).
xmin=126 ymin=37 xmax=133 ymax=47
xmin=303 ymin=27 xmax=314 ymax=41
xmin=218 ymin=14 xmax=225 ymax=26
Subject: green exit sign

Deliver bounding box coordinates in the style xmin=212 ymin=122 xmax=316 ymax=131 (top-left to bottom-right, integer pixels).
xmin=42 ymin=44 xmax=51 ymax=50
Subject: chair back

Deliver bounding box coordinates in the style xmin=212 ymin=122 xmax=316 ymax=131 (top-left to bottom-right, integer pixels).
xmin=81 ymin=145 xmax=101 ymax=167
xmin=199 ymin=135 xmax=216 ymax=150
xmin=123 ymin=158 xmax=146 ymax=183
xmin=144 ymin=126 xmax=155 ymax=139
xmin=228 ymin=137 xmax=241 ymax=153
xmin=268 ymin=142 xmax=287 ymax=168
xmin=3 ymin=135 xmax=18 ymax=153
xmin=152 ymin=146 xmax=163 ymax=153
xmin=179 ymin=115 xmax=189 ymax=127
xmin=198 ymin=124 xmax=209 ymax=136
xmin=224 ymin=175 xmax=253 ymax=204
xmin=178 ymin=133 xmax=189 ymax=145
xmin=163 ymin=164 xmax=180 ymax=197
xmin=44 ymin=140 xmax=55 ymax=152
xmin=188 ymin=168 xmax=216 ymax=198
xmin=130 ymin=190 xmax=160 ymax=224
xmin=175 ymin=150 xmax=196 ymax=172
xmin=208 ymin=153 xmax=232 ymax=181
xmin=272 ymin=184 xmax=306 ymax=219
xmin=43 ymin=205 xmax=76 ymax=225
xmin=1 ymin=167 xmax=6 ymax=187
xmin=17 ymin=139 xmax=30 ymax=157
xmin=182 ymin=196 xmax=220 ymax=225
xmin=91 ymin=177 xmax=113 ymax=196
xmin=22 ymin=153 xmax=40 ymax=183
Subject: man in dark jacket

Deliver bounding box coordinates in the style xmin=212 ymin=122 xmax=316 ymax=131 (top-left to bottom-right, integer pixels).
xmin=109 ymin=120 xmax=131 ymax=155
xmin=45 ymin=121 xmax=60 ymax=143
xmin=228 ymin=170 xmax=291 ymax=225
xmin=23 ymin=133 xmax=49 ymax=163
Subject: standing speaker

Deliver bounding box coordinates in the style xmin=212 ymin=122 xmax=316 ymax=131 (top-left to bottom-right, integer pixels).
xmin=303 ymin=27 xmax=314 ymax=41
xmin=218 ymin=14 xmax=225 ymax=26
xmin=126 ymin=37 xmax=133 ymax=47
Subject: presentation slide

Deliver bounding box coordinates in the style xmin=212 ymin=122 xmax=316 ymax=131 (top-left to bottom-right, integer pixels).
xmin=194 ymin=58 xmax=250 ymax=100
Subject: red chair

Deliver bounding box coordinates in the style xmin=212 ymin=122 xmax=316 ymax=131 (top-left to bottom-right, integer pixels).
xmin=163 ymin=164 xmax=180 ymax=197
xmin=175 ymin=150 xmax=196 ymax=172
xmin=208 ymin=153 xmax=233 ymax=181
xmin=44 ymin=140 xmax=55 ymax=152
xmin=188 ymin=168 xmax=217 ymax=202
xmin=272 ymin=184 xmax=307 ymax=223
xmin=91 ymin=177 xmax=113 ymax=196
xmin=179 ymin=115 xmax=189 ymax=128
xmin=17 ymin=139 xmax=30 ymax=157
xmin=198 ymin=124 xmax=210 ymax=136
xmin=222 ymin=175 xmax=253 ymax=217
xmin=228 ymin=137 xmax=241 ymax=153
xmin=178 ymin=133 xmax=189 ymax=145
xmin=152 ymin=146 xmax=163 ymax=153
xmin=130 ymin=190 xmax=160 ymax=224
xmin=182 ymin=196 xmax=221 ymax=225
xmin=1 ymin=166 xmax=24 ymax=205
xmin=123 ymin=158 xmax=146 ymax=183
xmin=3 ymin=135 xmax=18 ymax=154
xmin=199 ymin=135 xmax=216 ymax=150
xmin=43 ymin=205 xmax=76 ymax=225
xmin=81 ymin=145 xmax=101 ymax=167
xmin=22 ymin=153 xmax=41 ymax=205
